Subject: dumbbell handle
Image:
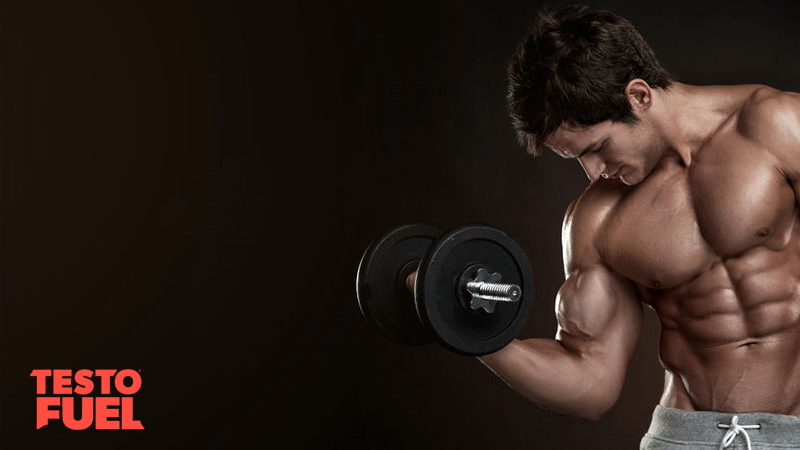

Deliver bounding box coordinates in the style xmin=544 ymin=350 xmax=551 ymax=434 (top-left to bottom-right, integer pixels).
xmin=465 ymin=281 xmax=521 ymax=302
xmin=406 ymin=271 xmax=521 ymax=304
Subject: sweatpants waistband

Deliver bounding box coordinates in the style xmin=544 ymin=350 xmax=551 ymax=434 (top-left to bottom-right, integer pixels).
xmin=643 ymin=406 xmax=800 ymax=447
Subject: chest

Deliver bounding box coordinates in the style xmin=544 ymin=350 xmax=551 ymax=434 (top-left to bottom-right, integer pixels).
xmin=604 ymin=144 xmax=796 ymax=290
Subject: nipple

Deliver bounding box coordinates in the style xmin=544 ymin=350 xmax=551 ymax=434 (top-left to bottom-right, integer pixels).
xmin=756 ymin=227 xmax=770 ymax=237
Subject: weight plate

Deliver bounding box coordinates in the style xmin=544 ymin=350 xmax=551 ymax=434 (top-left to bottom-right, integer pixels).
xmin=415 ymin=225 xmax=534 ymax=356
xmin=356 ymin=224 xmax=443 ymax=345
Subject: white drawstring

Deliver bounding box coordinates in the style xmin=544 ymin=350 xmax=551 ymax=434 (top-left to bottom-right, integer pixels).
xmin=718 ymin=415 xmax=761 ymax=450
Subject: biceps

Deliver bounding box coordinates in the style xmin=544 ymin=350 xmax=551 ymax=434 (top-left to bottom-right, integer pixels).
xmin=554 ymin=265 xmax=643 ymax=362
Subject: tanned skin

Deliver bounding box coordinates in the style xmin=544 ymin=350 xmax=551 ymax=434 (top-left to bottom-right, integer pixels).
xmin=474 ymin=80 xmax=800 ymax=421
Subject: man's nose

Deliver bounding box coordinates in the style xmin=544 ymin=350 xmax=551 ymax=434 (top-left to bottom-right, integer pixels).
xmin=578 ymin=155 xmax=606 ymax=182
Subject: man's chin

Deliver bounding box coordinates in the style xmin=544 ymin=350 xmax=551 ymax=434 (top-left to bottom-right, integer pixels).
xmin=619 ymin=172 xmax=640 ymax=186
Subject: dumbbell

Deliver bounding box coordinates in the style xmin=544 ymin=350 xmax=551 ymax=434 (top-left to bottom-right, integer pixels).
xmin=356 ymin=224 xmax=534 ymax=356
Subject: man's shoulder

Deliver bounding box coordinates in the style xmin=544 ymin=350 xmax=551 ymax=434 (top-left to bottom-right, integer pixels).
xmin=567 ymin=180 xmax=625 ymax=223
xmin=731 ymin=86 xmax=800 ymax=177
xmin=562 ymin=180 xmax=625 ymax=264
xmin=737 ymin=86 xmax=800 ymax=142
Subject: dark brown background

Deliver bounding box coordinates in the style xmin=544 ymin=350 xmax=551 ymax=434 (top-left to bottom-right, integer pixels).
xmin=3 ymin=0 xmax=800 ymax=448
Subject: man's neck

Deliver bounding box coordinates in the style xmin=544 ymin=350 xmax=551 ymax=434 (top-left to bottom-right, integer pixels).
xmin=651 ymin=82 xmax=745 ymax=166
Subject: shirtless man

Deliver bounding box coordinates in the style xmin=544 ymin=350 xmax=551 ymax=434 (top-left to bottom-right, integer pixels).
xmin=476 ymin=6 xmax=800 ymax=449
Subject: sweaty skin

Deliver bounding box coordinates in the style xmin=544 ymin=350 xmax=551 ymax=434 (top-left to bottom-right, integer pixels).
xmin=479 ymin=82 xmax=800 ymax=420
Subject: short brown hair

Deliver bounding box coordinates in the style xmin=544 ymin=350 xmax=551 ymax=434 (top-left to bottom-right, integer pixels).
xmin=508 ymin=5 xmax=673 ymax=154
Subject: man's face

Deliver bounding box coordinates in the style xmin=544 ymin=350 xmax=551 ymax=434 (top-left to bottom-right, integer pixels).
xmin=544 ymin=119 xmax=662 ymax=186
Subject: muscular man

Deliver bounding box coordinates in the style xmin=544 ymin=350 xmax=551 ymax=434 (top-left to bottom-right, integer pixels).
xmin=479 ymin=6 xmax=800 ymax=449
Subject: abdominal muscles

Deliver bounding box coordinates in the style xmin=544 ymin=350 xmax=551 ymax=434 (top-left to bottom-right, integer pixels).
xmin=652 ymin=240 xmax=800 ymax=414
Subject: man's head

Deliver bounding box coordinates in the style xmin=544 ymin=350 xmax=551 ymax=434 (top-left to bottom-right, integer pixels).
xmin=543 ymin=83 xmax=667 ymax=186
xmin=508 ymin=5 xmax=673 ymax=160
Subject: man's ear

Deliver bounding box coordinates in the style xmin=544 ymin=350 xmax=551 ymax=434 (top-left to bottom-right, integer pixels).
xmin=625 ymin=79 xmax=652 ymax=111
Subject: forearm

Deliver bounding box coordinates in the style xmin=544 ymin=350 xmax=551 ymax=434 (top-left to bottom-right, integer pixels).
xmin=478 ymin=337 xmax=623 ymax=421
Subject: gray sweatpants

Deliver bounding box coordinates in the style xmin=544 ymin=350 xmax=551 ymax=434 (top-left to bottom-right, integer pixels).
xmin=640 ymin=406 xmax=800 ymax=449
